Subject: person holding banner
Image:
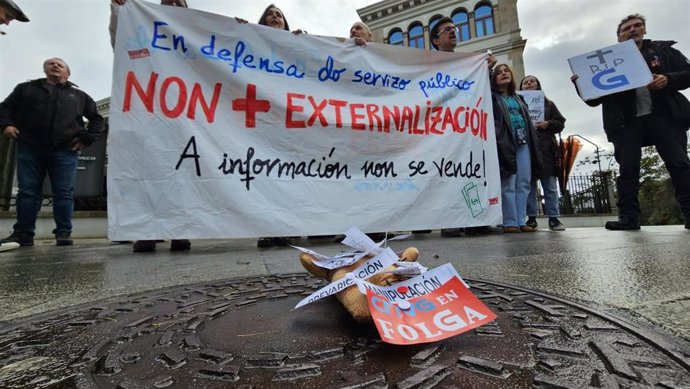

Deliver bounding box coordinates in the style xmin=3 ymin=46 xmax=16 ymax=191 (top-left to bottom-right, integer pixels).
xmin=491 ymin=64 xmax=542 ymax=233
xmin=258 ymin=4 xmax=287 ymax=30
xmin=110 ymin=0 xmax=193 ymax=252
xmin=350 ymin=21 xmax=372 ymax=47
xmin=255 ymin=3 xmax=303 ymax=248
xmin=429 ymin=17 xmax=498 ymax=237
xmin=258 ymin=3 xmax=307 ymax=35
xmin=571 ymin=14 xmax=690 ymax=231
xmin=519 ymin=76 xmax=566 ymax=231
xmin=0 ymin=1 xmax=30 ymax=252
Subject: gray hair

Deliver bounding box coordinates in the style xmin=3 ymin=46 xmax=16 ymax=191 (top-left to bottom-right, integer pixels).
xmin=43 ymin=57 xmax=71 ymax=76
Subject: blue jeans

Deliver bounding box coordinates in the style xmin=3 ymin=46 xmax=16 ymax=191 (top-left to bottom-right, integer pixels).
xmin=14 ymin=140 xmax=78 ymax=236
xmin=527 ymin=176 xmax=561 ymax=217
xmin=501 ymin=144 xmax=531 ymax=227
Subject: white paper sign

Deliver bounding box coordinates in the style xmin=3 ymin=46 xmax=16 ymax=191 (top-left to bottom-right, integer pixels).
xmin=568 ymin=39 xmax=653 ymax=101
xmin=291 ymin=227 xmax=410 ymax=270
xmin=354 ymin=263 xmax=467 ymax=302
xmin=516 ymin=90 xmax=544 ymax=122
xmin=293 ymin=247 xmax=399 ymax=309
xmin=108 ymin=1 xmax=502 ymax=240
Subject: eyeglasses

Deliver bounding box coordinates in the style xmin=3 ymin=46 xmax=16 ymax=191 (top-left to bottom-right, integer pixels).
xmin=436 ymin=25 xmax=458 ymax=37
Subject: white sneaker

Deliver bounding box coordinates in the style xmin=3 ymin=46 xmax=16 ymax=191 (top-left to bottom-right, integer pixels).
xmin=0 ymin=242 xmax=20 ymax=252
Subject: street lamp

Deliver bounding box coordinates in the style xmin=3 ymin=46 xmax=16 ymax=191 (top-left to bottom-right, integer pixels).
xmin=570 ymin=134 xmax=615 ymax=214
xmin=570 ymin=134 xmax=602 ymax=176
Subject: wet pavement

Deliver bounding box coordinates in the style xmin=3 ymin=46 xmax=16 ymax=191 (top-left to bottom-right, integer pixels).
xmin=1 ymin=226 xmax=690 ymax=387
xmin=2 ymin=226 xmax=689 ymax=339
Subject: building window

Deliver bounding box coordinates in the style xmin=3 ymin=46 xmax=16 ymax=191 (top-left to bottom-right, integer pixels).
xmin=451 ymin=9 xmax=470 ymax=42
xmin=408 ymin=23 xmax=424 ymax=49
xmin=474 ymin=4 xmax=495 ymax=37
xmin=388 ymin=29 xmax=404 ymax=46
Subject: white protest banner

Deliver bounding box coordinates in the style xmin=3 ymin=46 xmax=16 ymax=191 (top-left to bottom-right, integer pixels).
xmin=367 ymin=276 xmax=497 ymax=345
xmin=354 ymin=263 xmax=466 ymax=302
xmin=293 ymin=247 xmax=399 ymax=309
xmin=108 ymin=0 xmax=501 ymax=240
xmin=516 ymin=90 xmax=544 ymax=122
xmin=568 ymin=39 xmax=653 ymax=101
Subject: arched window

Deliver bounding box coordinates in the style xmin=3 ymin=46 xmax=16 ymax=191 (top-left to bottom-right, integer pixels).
xmin=408 ymin=23 xmax=425 ymax=49
xmin=388 ymin=29 xmax=404 ymax=46
xmin=474 ymin=4 xmax=495 ymax=37
xmin=452 ymin=9 xmax=470 ymax=42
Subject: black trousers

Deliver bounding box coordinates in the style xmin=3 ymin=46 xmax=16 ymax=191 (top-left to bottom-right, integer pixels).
xmin=612 ymin=115 xmax=690 ymax=221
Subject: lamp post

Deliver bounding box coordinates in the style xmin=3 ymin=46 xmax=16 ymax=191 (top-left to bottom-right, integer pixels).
xmin=570 ymin=134 xmax=613 ymax=214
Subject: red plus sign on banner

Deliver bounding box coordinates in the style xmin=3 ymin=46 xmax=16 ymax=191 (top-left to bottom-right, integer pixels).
xmin=232 ymin=83 xmax=271 ymax=128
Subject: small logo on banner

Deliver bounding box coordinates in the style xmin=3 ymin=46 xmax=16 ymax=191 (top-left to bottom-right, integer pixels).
xmin=367 ymin=276 xmax=496 ymax=345
xmin=128 ymin=48 xmax=150 ymax=59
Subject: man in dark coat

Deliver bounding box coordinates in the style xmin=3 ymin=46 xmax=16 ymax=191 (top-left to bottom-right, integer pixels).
xmin=573 ymin=14 xmax=690 ymax=230
xmin=429 ymin=17 xmax=498 ymax=237
xmin=0 ymin=58 xmax=104 ymax=246
xmin=0 ymin=0 xmax=29 ymax=252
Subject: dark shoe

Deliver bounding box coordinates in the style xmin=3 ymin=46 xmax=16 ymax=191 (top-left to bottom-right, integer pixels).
xmin=133 ymin=240 xmax=157 ymax=252
xmin=519 ymin=225 xmax=537 ymax=232
xmin=55 ymin=233 xmax=73 ymax=246
xmin=170 ymin=239 xmax=191 ymax=251
xmin=548 ymin=218 xmax=566 ymax=231
xmin=1 ymin=232 xmax=34 ymax=247
xmin=308 ymin=235 xmax=336 ymax=240
xmin=464 ymin=226 xmax=497 ymax=235
xmin=441 ymin=228 xmax=464 ymax=237
xmin=525 ymin=217 xmax=538 ymax=229
xmin=257 ymin=237 xmax=274 ymax=248
xmin=605 ymin=217 xmax=640 ymax=231
xmin=366 ymin=232 xmax=387 ymax=241
xmin=272 ymin=237 xmax=292 ymax=246
xmin=412 ymin=230 xmax=432 ymax=234
xmin=502 ymin=226 xmax=520 ymax=233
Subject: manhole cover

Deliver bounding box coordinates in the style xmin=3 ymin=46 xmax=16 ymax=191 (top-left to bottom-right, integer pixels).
xmin=1 ymin=274 xmax=689 ymax=388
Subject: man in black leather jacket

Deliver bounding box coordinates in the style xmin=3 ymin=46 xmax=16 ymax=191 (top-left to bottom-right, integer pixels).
xmin=0 ymin=58 xmax=104 ymax=246
xmin=573 ymin=14 xmax=690 ymax=230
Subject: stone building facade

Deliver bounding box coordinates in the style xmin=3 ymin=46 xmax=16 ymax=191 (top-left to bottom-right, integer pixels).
xmin=356 ymin=0 xmax=525 ymax=80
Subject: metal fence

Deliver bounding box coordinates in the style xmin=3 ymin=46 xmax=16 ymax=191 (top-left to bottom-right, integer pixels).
xmin=548 ymin=171 xmax=616 ymax=216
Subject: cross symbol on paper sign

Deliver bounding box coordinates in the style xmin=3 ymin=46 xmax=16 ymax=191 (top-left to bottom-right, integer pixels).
xmin=232 ymin=83 xmax=271 ymax=128
xmin=586 ymin=49 xmax=614 ymax=64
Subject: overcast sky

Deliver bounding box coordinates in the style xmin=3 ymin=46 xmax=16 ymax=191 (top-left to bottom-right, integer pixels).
xmin=1 ymin=0 xmax=688 ymax=174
